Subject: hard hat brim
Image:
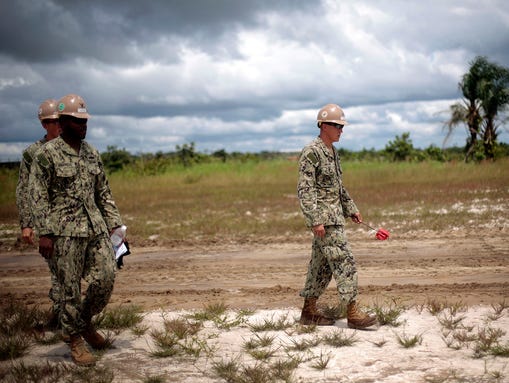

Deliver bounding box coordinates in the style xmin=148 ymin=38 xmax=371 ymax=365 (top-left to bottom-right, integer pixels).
xmin=39 ymin=113 xmax=59 ymax=121
xmin=73 ymin=112 xmax=90 ymax=119
xmin=60 ymin=112 xmax=90 ymax=119
xmin=317 ymin=119 xmax=349 ymax=125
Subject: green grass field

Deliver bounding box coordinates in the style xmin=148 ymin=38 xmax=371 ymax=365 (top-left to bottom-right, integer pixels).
xmin=1 ymin=158 xmax=508 ymax=248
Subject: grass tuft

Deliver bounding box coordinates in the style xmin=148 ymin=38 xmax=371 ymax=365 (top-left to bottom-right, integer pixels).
xmin=473 ymin=326 xmax=507 ymax=358
xmin=271 ymin=358 xmax=299 ymax=380
xmin=93 ymin=304 xmax=144 ymax=331
xmin=490 ymin=342 xmax=509 ymax=357
xmin=372 ymin=298 xmax=405 ymax=327
xmin=311 ymin=350 xmax=331 ymax=370
xmin=395 ymin=332 xmax=423 ymax=348
xmin=241 ymin=364 xmax=273 ymax=383
xmin=4 ymin=361 xmax=114 ymax=383
xmin=491 ymin=300 xmax=509 ymax=316
xmin=163 ymin=317 xmax=202 ymax=339
xmin=320 ymin=303 xmax=347 ymax=320
xmin=212 ymin=357 xmax=240 ymax=382
xmin=187 ymin=301 xmax=228 ymax=322
xmin=321 ymin=329 xmax=358 ymax=347
xmin=0 ymin=334 xmax=32 ymax=361
xmin=285 ymin=336 xmax=321 ymax=352
xmin=293 ymin=324 xmax=317 ymax=334
xmin=248 ymin=347 xmax=278 ymax=361
xmin=149 ymin=314 xmax=214 ymax=359
xmin=243 ymin=333 xmax=276 ymax=351
xmin=426 ymin=299 xmax=447 ymax=316
xmin=249 ymin=313 xmax=293 ymax=332
xmin=149 ymin=329 xmax=179 ymax=358
xmin=437 ymin=313 xmax=466 ymax=330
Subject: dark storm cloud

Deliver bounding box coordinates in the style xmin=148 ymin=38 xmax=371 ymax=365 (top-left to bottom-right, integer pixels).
xmin=0 ymin=0 xmax=508 ymax=161
xmin=0 ymin=0 xmax=317 ymax=64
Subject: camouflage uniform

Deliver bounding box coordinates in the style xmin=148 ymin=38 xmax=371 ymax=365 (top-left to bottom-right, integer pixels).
xmin=16 ymin=138 xmax=46 ymax=230
xmin=16 ymin=137 xmax=61 ymax=313
xmin=297 ymin=137 xmax=359 ymax=304
xmin=29 ymin=136 xmax=122 ymax=336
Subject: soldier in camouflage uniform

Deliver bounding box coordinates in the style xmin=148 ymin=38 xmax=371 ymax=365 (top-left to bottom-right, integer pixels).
xmin=16 ymin=99 xmax=61 ymax=244
xmin=297 ymin=103 xmax=376 ymax=329
xmin=15 ymin=99 xmax=62 ymax=329
xmin=29 ymin=94 xmax=124 ymax=366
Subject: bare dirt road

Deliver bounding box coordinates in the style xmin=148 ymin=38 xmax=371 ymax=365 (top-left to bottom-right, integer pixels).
xmin=1 ymin=231 xmax=508 ymax=311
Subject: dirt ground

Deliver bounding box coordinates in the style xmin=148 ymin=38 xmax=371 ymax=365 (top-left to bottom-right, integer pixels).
xmin=1 ymin=229 xmax=508 ymax=311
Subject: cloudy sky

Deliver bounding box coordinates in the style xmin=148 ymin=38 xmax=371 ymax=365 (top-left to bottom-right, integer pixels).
xmin=1 ymin=0 xmax=508 ymax=161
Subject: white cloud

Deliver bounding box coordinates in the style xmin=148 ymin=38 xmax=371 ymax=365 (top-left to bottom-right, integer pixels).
xmin=0 ymin=0 xmax=508 ymax=161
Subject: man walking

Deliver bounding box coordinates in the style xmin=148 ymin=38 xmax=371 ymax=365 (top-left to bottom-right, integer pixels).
xmin=29 ymin=94 xmax=124 ymax=366
xmin=16 ymin=99 xmax=61 ymax=245
xmin=16 ymin=99 xmax=62 ymax=329
xmin=297 ymin=103 xmax=376 ymax=329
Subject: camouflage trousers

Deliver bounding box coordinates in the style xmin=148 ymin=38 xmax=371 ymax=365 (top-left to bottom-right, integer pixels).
xmin=47 ymin=234 xmax=116 ymax=336
xmin=47 ymin=271 xmax=61 ymax=316
xmin=300 ymin=225 xmax=358 ymax=304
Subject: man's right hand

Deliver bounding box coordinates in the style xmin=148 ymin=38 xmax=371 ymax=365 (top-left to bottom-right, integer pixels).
xmin=21 ymin=227 xmax=35 ymax=245
xmin=312 ymin=224 xmax=326 ymax=238
xmin=39 ymin=235 xmax=54 ymax=259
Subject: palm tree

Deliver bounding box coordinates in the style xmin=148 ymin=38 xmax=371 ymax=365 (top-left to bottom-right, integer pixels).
xmin=459 ymin=57 xmax=485 ymax=160
xmin=477 ymin=63 xmax=509 ymax=159
xmin=446 ymin=56 xmax=509 ymax=161
xmin=443 ymin=101 xmax=467 ymax=149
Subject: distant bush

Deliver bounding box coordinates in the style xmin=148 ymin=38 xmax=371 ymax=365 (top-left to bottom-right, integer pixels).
xmin=101 ymin=146 xmax=132 ymax=173
xmin=96 ymin=135 xmax=509 ymax=176
xmin=385 ymin=132 xmax=415 ymax=161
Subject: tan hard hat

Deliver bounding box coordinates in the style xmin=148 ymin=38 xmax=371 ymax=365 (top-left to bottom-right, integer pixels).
xmin=57 ymin=94 xmax=90 ymax=119
xmin=316 ymin=103 xmax=348 ymax=126
xmin=38 ymin=99 xmax=59 ymax=121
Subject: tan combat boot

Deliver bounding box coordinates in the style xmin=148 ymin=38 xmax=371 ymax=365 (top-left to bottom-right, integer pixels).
xmin=347 ymin=301 xmax=377 ymax=329
xmin=82 ymin=326 xmax=109 ymax=349
xmin=70 ymin=334 xmax=96 ymax=367
xmin=299 ymin=298 xmax=335 ymax=326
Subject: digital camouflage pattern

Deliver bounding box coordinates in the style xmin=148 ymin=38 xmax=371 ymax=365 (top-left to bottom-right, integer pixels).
xmin=297 ymin=137 xmax=358 ymax=228
xmin=16 ymin=137 xmax=46 ymax=229
xmin=16 ymin=137 xmax=63 ymax=316
xmin=297 ymin=137 xmax=359 ymax=303
xmin=48 ymin=235 xmax=116 ymax=335
xmin=29 ymin=136 xmax=122 ymax=335
xmin=300 ymin=226 xmax=358 ymax=303
xmin=29 ymin=136 xmax=122 ymax=237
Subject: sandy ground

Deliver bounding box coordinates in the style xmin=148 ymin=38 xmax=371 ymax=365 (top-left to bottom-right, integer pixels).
xmin=2 ymin=231 xmax=508 ymax=310
xmin=1 ymin=230 xmax=508 ymax=382
xmin=4 ymin=306 xmax=509 ymax=383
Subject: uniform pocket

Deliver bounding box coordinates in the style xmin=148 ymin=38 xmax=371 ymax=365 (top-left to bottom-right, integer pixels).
xmin=317 ymin=165 xmax=337 ymax=187
xmin=55 ymin=164 xmax=77 ymax=178
xmin=87 ymin=164 xmax=101 ymax=175
xmin=55 ymin=164 xmax=77 ymax=191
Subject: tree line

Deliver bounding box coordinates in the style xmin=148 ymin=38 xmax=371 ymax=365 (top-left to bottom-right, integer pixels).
xmin=100 ymin=137 xmax=509 ymax=174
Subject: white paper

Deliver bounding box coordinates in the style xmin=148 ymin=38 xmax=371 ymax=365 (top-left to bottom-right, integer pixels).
xmin=115 ymin=242 xmax=128 ymax=260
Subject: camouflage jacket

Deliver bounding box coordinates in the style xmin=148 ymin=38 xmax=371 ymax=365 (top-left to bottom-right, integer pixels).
xmin=29 ymin=136 xmax=122 ymax=237
xmin=16 ymin=137 xmax=46 ymax=229
xmin=297 ymin=137 xmax=358 ymax=228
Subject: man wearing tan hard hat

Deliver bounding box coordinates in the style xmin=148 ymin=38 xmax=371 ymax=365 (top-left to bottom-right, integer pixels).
xmin=16 ymin=99 xmax=61 ymax=244
xmin=297 ymin=103 xmax=377 ymax=329
xmin=16 ymin=99 xmax=62 ymax=331
xmin=28 ymin=94 xmax=125 ymax=366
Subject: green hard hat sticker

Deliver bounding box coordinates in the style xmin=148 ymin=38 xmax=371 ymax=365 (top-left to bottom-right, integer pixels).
xmin=58 ymin=103 xmax=65 ymax=112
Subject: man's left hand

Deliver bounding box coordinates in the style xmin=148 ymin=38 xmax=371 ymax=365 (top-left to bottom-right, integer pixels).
xmin=351 ymin=212 xmax=363 ymax=224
